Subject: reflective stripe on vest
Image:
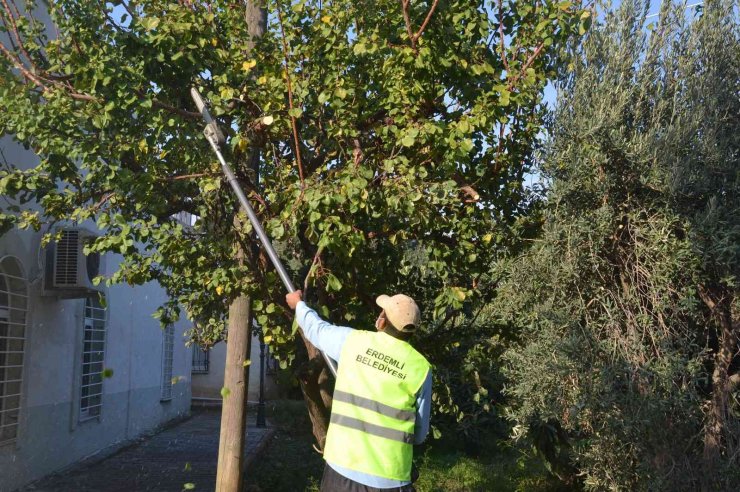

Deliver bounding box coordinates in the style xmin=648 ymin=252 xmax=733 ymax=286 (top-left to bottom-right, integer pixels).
xmin=323 ymin=330 xmax=430 ymax=481
xmin=333 ymin=390 xmax=416 ymax=422
xmin=330 ymin=413 xmax=414 ymax=444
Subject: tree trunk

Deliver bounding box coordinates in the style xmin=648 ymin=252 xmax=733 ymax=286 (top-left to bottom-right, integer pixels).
xmin=215 ymin=244 xmax=253 ymax=492
xmin=297 ymin=337 xmax=333 ymax=449
xmin=700 ymin=288 xmax=739 ymax=490
xmin=214 ymin=4 xmax=267 ymax=491
xmin=242 ymin=0 xmax=334 ymax=453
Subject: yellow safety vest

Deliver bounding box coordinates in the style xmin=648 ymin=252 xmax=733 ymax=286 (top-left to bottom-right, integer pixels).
xmin=323 ymin=330 xmax=431 ymax=481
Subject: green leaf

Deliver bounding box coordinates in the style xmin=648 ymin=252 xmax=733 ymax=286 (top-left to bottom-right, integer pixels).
xmin=140 ymin=17 xmax=160 ymax=30
xmin=499 ymin=89 xmax=510 ymax=106
xmin=432 ymin=426 xmax=442 ymax=439
xmin=326 ymin=274 xmax=342 ymax=292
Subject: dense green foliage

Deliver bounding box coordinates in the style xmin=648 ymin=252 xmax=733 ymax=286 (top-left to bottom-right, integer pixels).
xmin=497 ymin=1 xmax=739 ymax=489
xmin=0 ymin=0 xmax=586 ymax=435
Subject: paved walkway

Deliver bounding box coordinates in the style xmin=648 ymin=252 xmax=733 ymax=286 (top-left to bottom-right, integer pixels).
xmin=23 ymin=409 xmax=274 ymax=492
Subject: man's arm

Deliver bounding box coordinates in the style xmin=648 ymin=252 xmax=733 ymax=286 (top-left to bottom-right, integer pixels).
xmin=414 ymin=369 xmax=433 ymax=445
xmin=287 ymin=291 xmax=352 ymax=362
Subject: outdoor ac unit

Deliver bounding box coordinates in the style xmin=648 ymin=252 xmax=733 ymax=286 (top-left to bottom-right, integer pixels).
xmin=44 ymin=228 xmax=103 ymax=298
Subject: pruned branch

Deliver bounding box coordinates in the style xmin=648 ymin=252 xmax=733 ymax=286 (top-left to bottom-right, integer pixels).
xmin=451 ymin=174 xmax=480 ymax=202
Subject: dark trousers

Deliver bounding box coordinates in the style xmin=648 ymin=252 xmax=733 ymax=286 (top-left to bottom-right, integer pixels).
xmin=320 ymin=463 xmax=416 ymax=492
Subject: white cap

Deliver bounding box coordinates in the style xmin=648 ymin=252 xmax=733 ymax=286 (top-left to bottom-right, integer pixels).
xmin=376 ymin=294 xmax=421 ymax=333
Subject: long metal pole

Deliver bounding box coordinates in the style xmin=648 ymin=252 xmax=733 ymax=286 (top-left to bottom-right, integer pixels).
xmin=191 ymin=88 xmax=337 ymax=377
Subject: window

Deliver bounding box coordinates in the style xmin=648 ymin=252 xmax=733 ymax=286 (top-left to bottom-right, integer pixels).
xmin=0 ymin=257 xmax=28 ymax=445
xmin=191 ymin=345 xmax=209 ymax=374
xmin=160 ymin=325 xmax=174 ymax=401
xmin=80 ymin=297 xmax=106 ymax=421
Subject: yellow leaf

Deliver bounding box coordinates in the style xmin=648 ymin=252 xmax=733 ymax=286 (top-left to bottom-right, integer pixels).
xmin=211 ymin=38 xmax=218 ymax=46
xmin=482 ymin=233 xmax=493 ymax=244
xmin=262 ymin=115 xmax=274 ymax=125
xmin=321 ymin=15 xmax=332 ymax=24
xmin=263 ymin=335 xmax=273 ymax=343
xmin=138 ymin=139 xmax=148 ymax=154
xmin=452 ymin=287 xmax=466 ymax=301
xmin=257 ymin=75 xmax=267 ymax=85
xmin=215 ymin=285 xmax=224 ymax=295
xmin=242 ymin=59 xmax=257 ymax=71
xmin=243 ymin=359 xmax=251 ymax=367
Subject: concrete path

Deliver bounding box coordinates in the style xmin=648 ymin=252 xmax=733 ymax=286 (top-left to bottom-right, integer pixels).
xmin=23 ymin=409 xmax=274 ymax=492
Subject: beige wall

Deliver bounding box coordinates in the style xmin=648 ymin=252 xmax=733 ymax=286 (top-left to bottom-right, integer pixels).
xmin=191 ymin=338 xmax=281 ymax=402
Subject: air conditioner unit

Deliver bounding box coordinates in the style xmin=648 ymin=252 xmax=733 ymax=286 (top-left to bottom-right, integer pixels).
xmin=44 ymin=228 xmax=104 ymax=298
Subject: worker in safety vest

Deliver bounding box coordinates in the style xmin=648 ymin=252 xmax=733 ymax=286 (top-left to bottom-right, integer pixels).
xmin=286 ymin=291 xmax=432 ymax=492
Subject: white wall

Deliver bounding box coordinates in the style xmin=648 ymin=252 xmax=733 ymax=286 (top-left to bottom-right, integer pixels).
xmin=0 ymin=140 xmax=192 ymax=491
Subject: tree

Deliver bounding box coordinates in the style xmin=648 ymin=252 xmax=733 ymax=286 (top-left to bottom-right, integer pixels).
xmin=498 ymin=0 xmax=739 ymax=489
xmin=0 ymin=0 xmax=586 ymax=447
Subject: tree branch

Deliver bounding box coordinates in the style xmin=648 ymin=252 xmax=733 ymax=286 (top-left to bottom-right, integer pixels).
xmin=0 ymin=39 xmax=49 ymax=89
xmin=277 ymin=6 xmax=305 ymax=186
xmin=451 ymin=173 xmax=480 ymax=202
xmin=497 ymin=0 xmax=509 ymax=71
xmin=401 ymin=0 xmax=415 ymax=48
xmin=1 ymin=0 xmax=34 ymax=68
xmin=412 ymin=0 xmax=439 ymax=44
xmin=507 ymin=42 xmax=545 ymax=91
xmin=134 ymin=90 xmax=201 ymax=119
xmin=168 ymin=172 xmax=214 ymax=181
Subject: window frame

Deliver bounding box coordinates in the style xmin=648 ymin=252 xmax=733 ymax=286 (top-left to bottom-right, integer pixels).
xmin=191 ymin=345 xmax=210 ymax=374
xmin=78 ymin=296 xmax=107 ymax=423
xmin=0 ymin=256 xmax=28 ymax=447
xmin=160 ymin=324 xmax=175 ymax=402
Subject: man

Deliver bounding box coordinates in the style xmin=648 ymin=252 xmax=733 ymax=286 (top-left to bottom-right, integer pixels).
xmin=286 ymin=290 xmax=432 ymax=492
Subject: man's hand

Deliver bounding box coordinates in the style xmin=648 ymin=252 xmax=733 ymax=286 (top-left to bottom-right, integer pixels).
xmin=286 ymin=290 xmax=303 ymax=310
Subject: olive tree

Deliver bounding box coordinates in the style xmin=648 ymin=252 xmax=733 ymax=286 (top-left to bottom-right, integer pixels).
xmin=498 ymin=1 xmax=739 ymax=489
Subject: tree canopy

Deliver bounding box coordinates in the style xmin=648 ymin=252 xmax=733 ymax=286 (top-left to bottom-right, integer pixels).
xmin=0 ymin=0 xmax=587 ymax=438
xmin=497 ymin=0 xmax=739 ymax=488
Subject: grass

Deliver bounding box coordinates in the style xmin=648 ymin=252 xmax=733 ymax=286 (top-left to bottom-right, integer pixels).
xmin=243 ymin=400 xmax=324 ymax=492
xmin=414 ymin=445 xmax=571 ymax=492
xmin=244 ymin=400 xmax=571 ymax=492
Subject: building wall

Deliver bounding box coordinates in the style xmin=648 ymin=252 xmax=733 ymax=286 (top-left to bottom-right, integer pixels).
xmin=191 ymin=338 xmax=281 ymax=402
xmin=0 ymin=140 xmax=192 ymax=491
